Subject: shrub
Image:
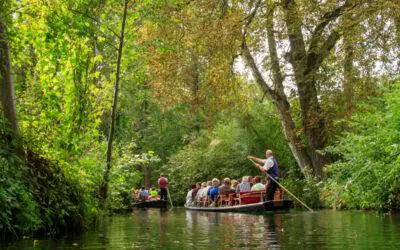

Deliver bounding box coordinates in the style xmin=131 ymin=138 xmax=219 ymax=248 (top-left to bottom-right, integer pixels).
xmin=323 ymin=82 xmax=400 ymax=210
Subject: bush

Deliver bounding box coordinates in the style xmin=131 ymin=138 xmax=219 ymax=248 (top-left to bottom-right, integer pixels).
xmin=323 ymin=82 xmax=400 ymax=210
xmin=0 ymin=155 xmax=41 ymax=236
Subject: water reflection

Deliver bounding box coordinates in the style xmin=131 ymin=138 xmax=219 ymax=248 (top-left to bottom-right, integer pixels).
xmin=184 ymin=211 xmax=285 ymax=248
xmin=2 ymin=209 xmax=400 ymax=249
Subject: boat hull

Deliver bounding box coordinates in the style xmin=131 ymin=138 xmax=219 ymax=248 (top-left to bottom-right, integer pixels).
xmin=185 ymin=200 xmax=293 ymax=213
xmin=132 ymin=200 xmax=168 ymax=208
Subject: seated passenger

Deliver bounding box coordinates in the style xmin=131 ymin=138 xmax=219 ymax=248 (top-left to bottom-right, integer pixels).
xmin=191 ymin=182 xmax=201 ymax=206
xmin=236 ymin=176 xmax=251 ymax=193
xmin=202 ymin=181 xmax=213 ymax=206
xmin=207 ymin=178 xmax=220 ymax=206
xmin=138 ymin=187 xmax=149 ymax=200
xmin=185 ymin=184 xmax=197 ymax=207
xmin=219 ymin=178 xmax=231 ymax=195
xmin=230 ymin=179 xmax=239 ymax=192
xmin=131 ymin=188 xmax=140 ymax=201
xmin=151 ymin=187 xmax=158 ymax=197
xmin=249 ymin=176 xmax=255 ymax=187
xmin=148 ymin=187 xmax=159 ymax=200
xmin=251 ymin=176 xmax=266 ymax=191
xmin=195 ymin=182 xmax=208 ymax=204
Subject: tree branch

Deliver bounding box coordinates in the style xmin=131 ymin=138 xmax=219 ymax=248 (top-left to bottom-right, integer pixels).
xmin=305 ymin=30 xmax=341 ymax=75
xmin=241 ymin=41 xmax=275 ymax=99
xmin=242 ymin=0 xmax=262 ymax=37
xmin=308 ymin=1 xmax=352 ymax=54
xmin=67 ymin=8 xmax=121 ymax=39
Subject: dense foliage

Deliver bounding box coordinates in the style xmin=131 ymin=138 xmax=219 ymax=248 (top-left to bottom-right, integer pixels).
xmin=0 ymin=120 xmax=89 ymax=237
xmin=323 ymin=82 xmax=400 ymax=210
xmin=162 ymin=100 xmax=296 ymax=204
xmin=0 ymin=0 xmax=399 ymax=239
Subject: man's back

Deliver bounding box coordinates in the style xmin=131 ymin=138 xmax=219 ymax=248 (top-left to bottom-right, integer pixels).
xmin=158 ymin=177 xmax=168 ymax=188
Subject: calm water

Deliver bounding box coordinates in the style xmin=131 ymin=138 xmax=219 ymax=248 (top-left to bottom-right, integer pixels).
xmin=2 ymin=209 xmax=400 ymax=249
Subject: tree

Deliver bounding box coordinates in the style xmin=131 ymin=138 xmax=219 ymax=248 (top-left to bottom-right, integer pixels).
xmin=0 ymin=19 xmax=19 ymax=140
xmin=99 ymin=0 xmax=129 ymax=206
xmin=241 ymin=0 xmax=312 ymax=175
xmin=238 ymin=0 xmax=395 ymax=178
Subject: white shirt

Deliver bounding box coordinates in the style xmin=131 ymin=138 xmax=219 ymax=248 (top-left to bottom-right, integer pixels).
xmin=263 ymin=156 xmax=274 ymax=172
xmin=185 ymin=190 xmax=192 ymax=207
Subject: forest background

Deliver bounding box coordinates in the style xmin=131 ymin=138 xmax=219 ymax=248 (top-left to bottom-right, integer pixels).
xmin=0 ymin=0 xmax=399 ymax=238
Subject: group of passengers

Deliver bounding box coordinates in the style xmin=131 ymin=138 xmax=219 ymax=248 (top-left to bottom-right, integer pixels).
xmin=184 ymin=175 xmax=269 ymax=207
xmin=132 ymin=174 xmax=169 ymax=201
xmin=185 ymin=150 xmax=281 ymax=207
xmin=132 ymin=187 xmax=160 ymax=201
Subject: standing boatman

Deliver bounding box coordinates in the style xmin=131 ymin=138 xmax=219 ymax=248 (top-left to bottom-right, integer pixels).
xmin=247 ymin=150 xmax=280 ymax=201
xmin=158 ymin=174 xmax=168 ymax=201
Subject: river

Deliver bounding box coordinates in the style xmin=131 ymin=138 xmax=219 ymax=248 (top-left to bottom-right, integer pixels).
xmin=2 ymin=209 xmax=400 ymax=249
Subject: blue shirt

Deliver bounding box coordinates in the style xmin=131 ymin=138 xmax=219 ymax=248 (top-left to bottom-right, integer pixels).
xmin=139 ymin=190 xmax=149 ymax=198
xmin=207 ymin=186 xmax=219 ymax=200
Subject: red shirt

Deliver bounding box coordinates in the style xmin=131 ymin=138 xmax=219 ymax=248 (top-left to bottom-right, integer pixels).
xmin=158 ymin=177 xmax=168 ymax=188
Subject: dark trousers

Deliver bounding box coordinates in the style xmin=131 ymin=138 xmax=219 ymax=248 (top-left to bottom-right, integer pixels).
xmin=160 ymin=188 xmax=168 ymax=200
xmin=266 ymin=178 xmax=278 ymax=201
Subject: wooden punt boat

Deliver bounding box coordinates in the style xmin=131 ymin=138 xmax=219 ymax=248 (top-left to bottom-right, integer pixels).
xmin=132 ymin=199 xmax=168 ymax=208
xmin=185 ymin=200 xmax=293 ymax=213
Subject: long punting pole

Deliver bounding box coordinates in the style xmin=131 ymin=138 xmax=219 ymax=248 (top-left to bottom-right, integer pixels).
xmin=166 ymin=187 xmax=173 ymax=208
xmin=249 ymin=158 xmax=314 ymax=212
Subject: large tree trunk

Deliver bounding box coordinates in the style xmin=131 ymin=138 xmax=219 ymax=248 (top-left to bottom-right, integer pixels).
xmin=263 ymin=8 xmax=313 ymax=174
xmin=99 ymin=0 xmax=128 ymax=207
xmin=241 ymin=44 xmax=312 ymax=175
xmin=241 ymin=3 xmax=313 ymax=175
xmin=297 ymin=77 xmax=329 ymax=178
xmin=0 ymin=20 xmax=19 ymax=139
xmin=282 ymin=0 xmax=344 ymax=178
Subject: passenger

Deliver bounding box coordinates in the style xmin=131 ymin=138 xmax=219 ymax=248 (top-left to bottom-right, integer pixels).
xmin=249 ymin=176 xmax=255 ymax=187
xmin=207 ymin=178 xmax=220 ymax=206
xmin=139 ymin=187 xmax=149 ymax=201
xmin=203 ymin=181 xmax=213 ymax=206
xmin=206 ymin=180 xmax=212 ymax=190
xmin=219 ymin=178 xmax=231 ymax=195
xmin=262 ymin=179 xmax=268 ymax=189
xmin=251 ymin=176 xmax=266 ymax=191
xmin=185 ymin=184 xmax=197 ymax=207
xmin=192 ymin=182 xmax=201 ymax=200
xmin=191 ymin=182 xmax=201 ymax=206
xmin=150 ymin=187 xmax=158 ymax=198
xmin=230 ymin=179 xmax=239 ymax=192
xmin=195 ymin=182 xmax=208 ymax=204
xmin=196 ymin=182 xmax=207 ymax=206
xmin=236 ymin=176 xmax=251 ymax=193
xmin=131 ymin=187 xmax=140 ymax=201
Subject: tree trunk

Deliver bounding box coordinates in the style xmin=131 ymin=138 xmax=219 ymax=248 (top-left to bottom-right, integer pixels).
xmin=99 ymin=0 xmax=128 ymax=207
xmin=241 ymin=42 xmax=312 ymax=175
xmin=0 ymin=20 xmax=19 ymax=139
xmin=297 ymin=77 xmax=329 ymax=178
xmin=189 ymin=53 xmax=201 ymax=132
xmin=393 ymin=3 xmax=400 ymax=46
xmin=283 ymin=0 xmax=335 ymax=178
xmin=264 ymin=9 xmax=313 ymax=174
xmin=144 ymin=164 xmax=152 ymax=188
xmin=343 ymin=34 xmax=355 ymax=115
